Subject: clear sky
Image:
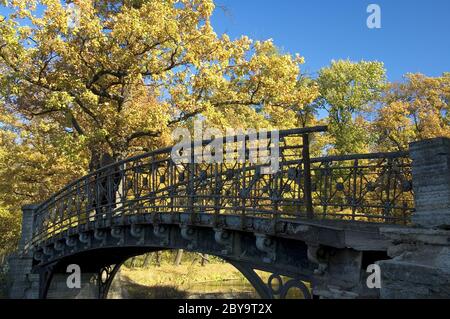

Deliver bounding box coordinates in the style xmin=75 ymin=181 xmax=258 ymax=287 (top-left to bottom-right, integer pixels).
xmin=1 ymin=1 xmax=448 ymax=81
xmin=210 ymin=0 xmax=450 ymax=81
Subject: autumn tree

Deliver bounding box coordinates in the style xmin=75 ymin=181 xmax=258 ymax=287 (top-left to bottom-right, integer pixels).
xmin=0 ymin=0 xmax=318 ymax=252
xmin=0 ymin=0 xmax=316 ymax=167
xmin=0 ymin=99 xmax=90 ymax=252
xmin=374 ymin=73 xmax=450 ymax=151
xmin=315 ymin=60 xmax=386 ymax=154
xmin=0 ymin=123 xmax=21 ymax=255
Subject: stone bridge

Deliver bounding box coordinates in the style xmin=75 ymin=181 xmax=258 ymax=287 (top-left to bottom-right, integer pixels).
xmin=7 ymin=127 xmax=450 ymax=299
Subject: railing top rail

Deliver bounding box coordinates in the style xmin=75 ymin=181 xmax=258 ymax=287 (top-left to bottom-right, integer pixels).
xmin=310 ymin=151 xmax=410 ymax=163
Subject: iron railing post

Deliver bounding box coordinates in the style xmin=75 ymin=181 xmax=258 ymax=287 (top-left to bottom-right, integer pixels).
xmin=189 ymin=140 xmax=196 ymax=224
xmin=302 ymin=134 xmax=314 ymax=219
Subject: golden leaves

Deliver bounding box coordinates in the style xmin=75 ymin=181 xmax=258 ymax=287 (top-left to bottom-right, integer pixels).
xmin=375 ymin=73 xmax=450 ymax=151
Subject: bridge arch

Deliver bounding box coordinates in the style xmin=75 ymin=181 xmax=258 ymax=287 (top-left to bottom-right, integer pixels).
xmin=37 ymin=217 xmax=316 ymax=299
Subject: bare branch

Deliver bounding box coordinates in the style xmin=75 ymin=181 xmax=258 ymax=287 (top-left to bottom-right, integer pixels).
xmin=168 ymin=109 xmax=204 ymax=126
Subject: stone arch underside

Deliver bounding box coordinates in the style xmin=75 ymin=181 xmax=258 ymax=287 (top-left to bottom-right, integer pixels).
xmin=32 ymin=219 xmax=317 ymax=299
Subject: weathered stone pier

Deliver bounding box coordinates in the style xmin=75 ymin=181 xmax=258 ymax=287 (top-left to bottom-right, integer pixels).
xmin=378 ymin=138 xmax=450 ymax=298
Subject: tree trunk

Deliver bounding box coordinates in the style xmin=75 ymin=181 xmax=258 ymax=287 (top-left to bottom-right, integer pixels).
xmin=130 ymin=257 xmax=137 ymax=268
xmin=174 ymin=249 xmax=184 ymax=266
xmin=142 ymin=253 xmax=152 ymax=268
xmin=200 ymin=254 xmax=209 ymax=267
xmin=155 ymin=251 xmax=162 ymax=267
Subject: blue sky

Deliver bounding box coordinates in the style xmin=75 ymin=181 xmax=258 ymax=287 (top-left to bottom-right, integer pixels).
xmin=210 ymin=0 xmax=450 ymax=81
xmin=1 ymin=1 xmax=448 ymax=81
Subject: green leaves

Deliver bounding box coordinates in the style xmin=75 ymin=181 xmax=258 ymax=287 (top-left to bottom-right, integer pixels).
xmin=316 ymin=60 xmax=387 ymax=154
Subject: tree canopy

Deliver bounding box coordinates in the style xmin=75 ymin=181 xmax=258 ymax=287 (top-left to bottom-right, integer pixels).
xmin=0 ymin=0 xmax=316 ymax=163
xmin=316 ymin=60 xmax=386 ymax=154
xmin=374 ymin=73 xmax=450 ymax=151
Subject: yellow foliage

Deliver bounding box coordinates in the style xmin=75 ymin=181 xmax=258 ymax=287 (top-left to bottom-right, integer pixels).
xmin=375 ymin=73 xmax=450 ymax=151
xmin=0 ymin=0 xmax=318 ymax=253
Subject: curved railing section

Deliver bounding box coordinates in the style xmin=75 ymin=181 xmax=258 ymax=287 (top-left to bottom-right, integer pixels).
xmin=29 ymin=126 xmax=414 ymax=248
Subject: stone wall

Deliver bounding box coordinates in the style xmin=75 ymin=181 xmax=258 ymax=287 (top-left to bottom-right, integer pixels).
xmin=46 ymin=273 xmax=99 ymax=299
xmin=378 ymin=228 xmax=450 ymax=298
xmin=378 ymin=138 xmax=450 ymax=299
xmin=409 ymin=138 xmax=450 ymax=228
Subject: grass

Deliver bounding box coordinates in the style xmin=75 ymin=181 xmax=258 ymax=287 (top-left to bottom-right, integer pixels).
xmin=121 ymin=263 xmax=250 ymax=286
xmin=109 ymin=251 xmax=271 ymax=299
xmin=112 ymin=263 xmax=261 ymax=299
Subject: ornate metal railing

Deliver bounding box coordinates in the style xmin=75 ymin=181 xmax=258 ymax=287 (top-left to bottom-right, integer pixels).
xmin=309 ymin=152 xmax=413 ymax=222
xmin=29 ymin=126 xmax=414 ymax=247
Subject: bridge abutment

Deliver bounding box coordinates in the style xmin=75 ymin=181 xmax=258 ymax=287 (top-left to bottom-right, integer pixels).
xmin=378 ymin=138 xmax=450 ymax=299
xmin=8 ymin=205 xmax=39 ymax=299
xmin=410 ymin=137 xmax=450 ymax=228
xmin=378 ymin=228 xmax=450 ymax=298
xmin=46 ymin=273 xmax=99 ymax=299
xmin=309 ymin=246 xmax=378 ymax=299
